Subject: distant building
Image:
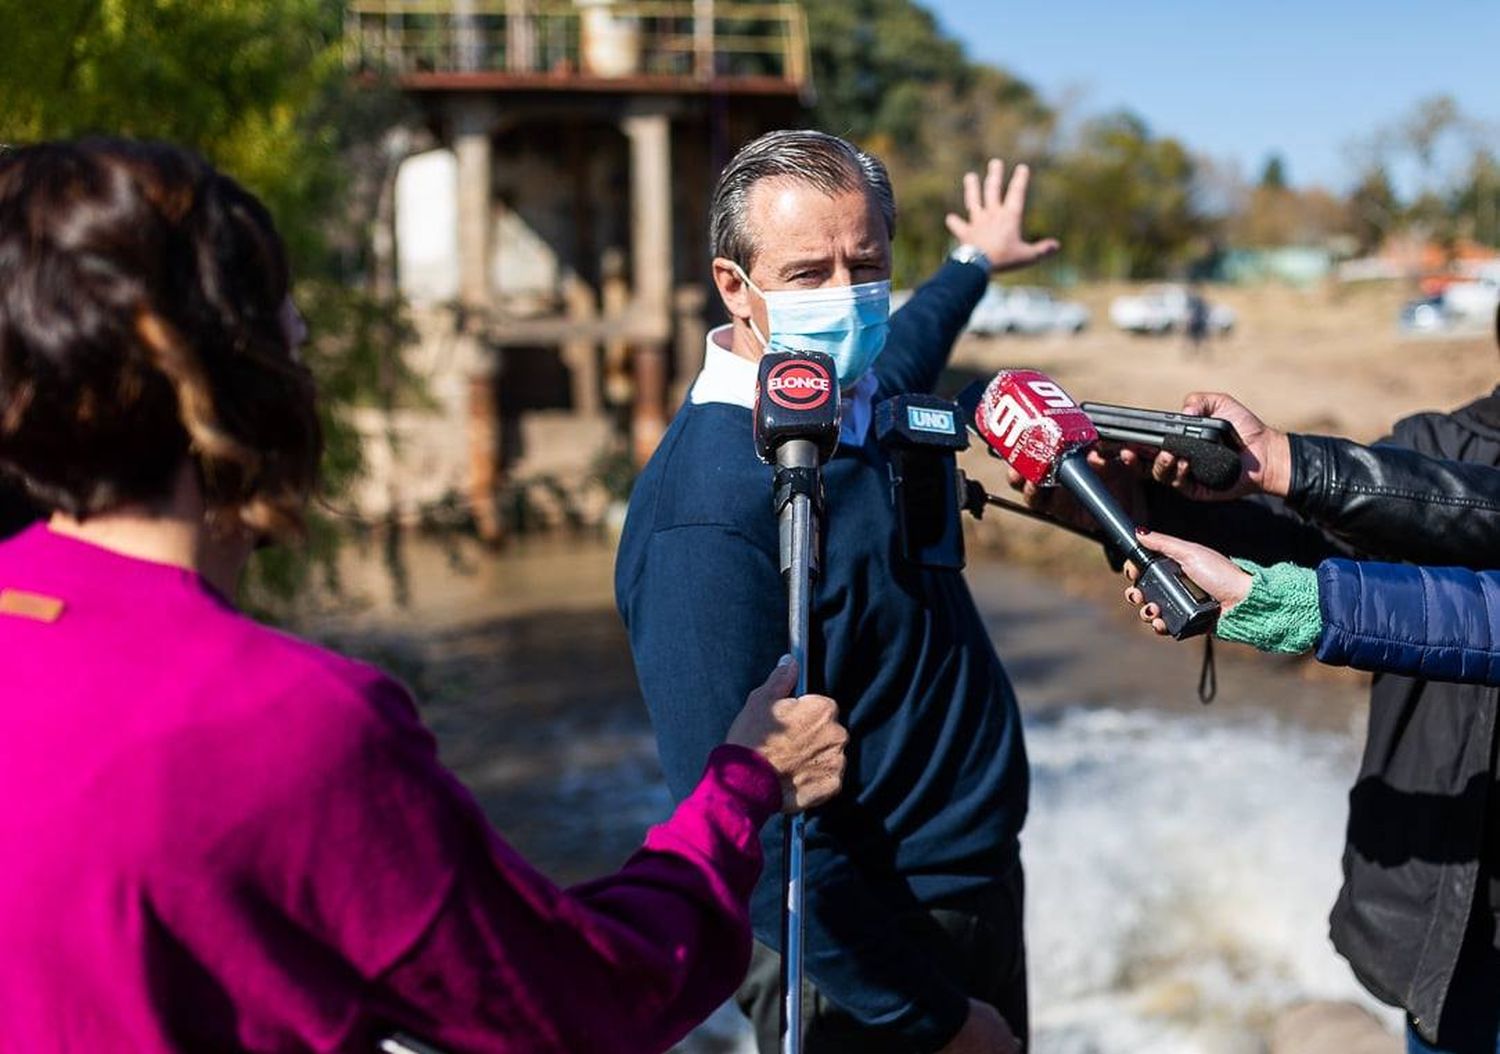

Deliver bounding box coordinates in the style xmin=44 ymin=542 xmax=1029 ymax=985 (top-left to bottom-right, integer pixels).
xmin=1217 ymin=246 xmax=1335 ymax=287
xmin=345 ymin=0 xmax=812 ymax=538
xmin=1337 ymin=235 xmax=1500 ymax=289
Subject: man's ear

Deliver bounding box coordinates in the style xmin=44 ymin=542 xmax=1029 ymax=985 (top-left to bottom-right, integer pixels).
xmin=712 ymin=257 xmax=753 ymax=322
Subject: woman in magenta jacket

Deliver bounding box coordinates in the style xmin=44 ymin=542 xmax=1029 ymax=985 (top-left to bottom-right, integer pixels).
xmin=0 ymin=139 xmax=847 ymax=1053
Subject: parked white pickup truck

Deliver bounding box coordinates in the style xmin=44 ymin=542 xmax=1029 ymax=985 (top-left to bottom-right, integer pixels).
xmin=967 ymin=285 xmax=1090 ymax=336
xmin=1109 ymin=285 xmax=1235 ymax=335
xmin=1441 ymin=278 xmax=1500 ymax=325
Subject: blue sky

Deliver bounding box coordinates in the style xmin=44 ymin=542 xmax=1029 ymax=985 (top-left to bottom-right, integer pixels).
xmin=924 ymin=0 xmax=1500 ymax=192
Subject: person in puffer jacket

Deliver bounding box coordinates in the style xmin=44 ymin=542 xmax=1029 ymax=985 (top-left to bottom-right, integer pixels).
xmin=1011 ymin=342 xmax=1500 ymax=1053
xmin=1109 ymin=371 xmax=1500 ymax=1054
xmin=1124 ymin=532 xmax=1500 ymax=689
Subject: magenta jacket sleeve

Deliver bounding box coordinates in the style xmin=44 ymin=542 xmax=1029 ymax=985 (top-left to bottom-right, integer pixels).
xmin=322 ymin=677 xmax=783 ymax=1053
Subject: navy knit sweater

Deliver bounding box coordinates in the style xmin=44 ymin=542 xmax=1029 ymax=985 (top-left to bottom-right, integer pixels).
xmin=615 ymin=261 xmax=1028 ymax=1045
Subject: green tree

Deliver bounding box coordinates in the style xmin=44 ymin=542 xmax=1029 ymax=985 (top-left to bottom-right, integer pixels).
xmin=1449 ymin=151 xmax=1500 ymax=248
xmin=802 ymin=0 xmax=968 ymax=144
xmin=1033 ymin=112 xmax=1207 ymax=279
xmin=1402 ymin=94 xmax=1462 ymax=177
xmin=872 ymin=67 xmax=1055 ymax=286
xmin=1346 ymin=166 xmax=1401 ymax=253
xmin=803 ymin=1 xmax=1064 ymax=285
xmin=0 ymin=0 xmax=416 ymax=602
xmin=0 ymin=0 xmax=338 ymax=245
xmin=1259 ymin=153 xmax=1288 ymax=190
xmin=801 ymin=2 xmax=1208 ymax=283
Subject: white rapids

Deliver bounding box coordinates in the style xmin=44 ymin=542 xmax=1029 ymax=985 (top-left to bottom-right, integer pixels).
xmin=679 ymin=705 xmax=1399 ymax=1054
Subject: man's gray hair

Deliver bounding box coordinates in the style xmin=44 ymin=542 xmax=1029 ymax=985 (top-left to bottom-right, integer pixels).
xmin=709 ymin=129 xmax=896 ymax=267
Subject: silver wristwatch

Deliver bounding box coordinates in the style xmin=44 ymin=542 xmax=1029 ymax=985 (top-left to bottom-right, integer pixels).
xmin=949 ymin=244 xmax=992 ymax=273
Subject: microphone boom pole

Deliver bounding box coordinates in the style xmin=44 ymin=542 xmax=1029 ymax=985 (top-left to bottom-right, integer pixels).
xmin=753 ymin=350 xmax=841 ymax=1054
xmin=779 ymin=435 xmax=814 ymax=1054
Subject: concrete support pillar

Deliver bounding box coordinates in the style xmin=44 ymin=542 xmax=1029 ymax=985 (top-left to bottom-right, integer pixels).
xmin=455 ymin=101 xmax=493 ymax=311
xmin=466 ymin=372 xmax=502 ymax=541
xmin=601 ymin=247 xmax=632 ymax=407
xmin=561 ymin=273 xmax=601 ymax=415
xmin=672 ymin=284 xmax=707 ymax=409
xmin=506 ymin=0 xmax=536 ymax=74
xmin=454 ymin=0 xmax=484 ymax=72
xmin=623 ymin=111 xmax=672 ymax=322
xmin=693 ymin=0 xmax=715 ymax=80
xmin=631 ymin=344 xmax=668 ymax=468
xmin=623 ymin=110 xmax=673 ymax=466
xmin=453 ymin=98 xmax=504 ymax=543
xmin=562 ymin=125 xmax=601 ymax=418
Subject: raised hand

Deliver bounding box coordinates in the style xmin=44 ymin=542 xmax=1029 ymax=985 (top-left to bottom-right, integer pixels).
xmin=945 ymin=159 xmax=1060 ymax=274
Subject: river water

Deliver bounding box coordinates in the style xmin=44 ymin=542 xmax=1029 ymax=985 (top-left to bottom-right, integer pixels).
xmin=315 ymin=536 xmax=1397 ymax=1053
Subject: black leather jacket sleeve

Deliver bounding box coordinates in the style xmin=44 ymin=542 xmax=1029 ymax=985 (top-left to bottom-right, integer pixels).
xmin=1143 ymin=485 xmax=1354 ymax=567
xmin=1286 ymin=433 xmax=1500 ymax=566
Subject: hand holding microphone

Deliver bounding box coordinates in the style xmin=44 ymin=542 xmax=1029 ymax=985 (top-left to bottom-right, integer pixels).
xmin=969 ymin=369 xmax=1221 ymax=640
xmin=1080 ymin=401 xmax=1243 ymax=492
xmin=1122 ymin=530 xmax=1253 ymax=637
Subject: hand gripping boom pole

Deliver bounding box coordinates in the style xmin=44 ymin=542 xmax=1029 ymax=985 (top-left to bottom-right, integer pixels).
xmin=752 ymin=350 xmax=841 ymax=1054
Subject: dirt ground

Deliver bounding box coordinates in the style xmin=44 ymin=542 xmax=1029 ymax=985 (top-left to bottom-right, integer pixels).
xmin=948 ymin=281 xmax=1497 ymax=440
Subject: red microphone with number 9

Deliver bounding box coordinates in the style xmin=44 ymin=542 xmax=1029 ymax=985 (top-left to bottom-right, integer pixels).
xmin=974 ymin=369 xmax=1099 ymax=486
xmin=973 ymin=369 xmax=1221 ymax=640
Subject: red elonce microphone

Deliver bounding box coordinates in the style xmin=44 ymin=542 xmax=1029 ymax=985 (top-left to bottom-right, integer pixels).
xmin=974 ymin=369 xmax=1220 ymax=640
xmin=753 ymin=351 xmax=840 ymax=465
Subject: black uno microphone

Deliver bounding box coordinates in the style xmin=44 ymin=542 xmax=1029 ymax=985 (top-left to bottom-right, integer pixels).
xmin=875 ymin=394 xmax=969 ymax=569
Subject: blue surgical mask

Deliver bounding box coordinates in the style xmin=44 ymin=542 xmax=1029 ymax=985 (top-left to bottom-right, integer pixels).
xmin=736 ymin=266 xmax=891 ymax=388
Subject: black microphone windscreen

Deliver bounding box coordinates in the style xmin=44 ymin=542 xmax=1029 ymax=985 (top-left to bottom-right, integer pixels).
xmin=1163 ymin=435 xmax=1241 ymax=491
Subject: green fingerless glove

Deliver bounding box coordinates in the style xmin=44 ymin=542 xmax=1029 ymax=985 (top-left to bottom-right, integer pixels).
xmin=1214 ymin=559 xmax=1322 ymax=654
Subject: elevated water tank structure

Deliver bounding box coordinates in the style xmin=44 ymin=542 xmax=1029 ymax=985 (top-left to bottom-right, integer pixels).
xmin=346 ymin=1 xmax=813 ymax=538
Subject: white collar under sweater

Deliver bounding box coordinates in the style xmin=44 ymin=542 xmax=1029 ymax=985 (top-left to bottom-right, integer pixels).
xmin=688 ymin=324 xmax=876 ymax=447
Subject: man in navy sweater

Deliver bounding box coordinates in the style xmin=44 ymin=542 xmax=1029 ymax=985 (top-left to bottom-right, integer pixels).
xmin=616 ymin=130 xmax=1058 ymax=1052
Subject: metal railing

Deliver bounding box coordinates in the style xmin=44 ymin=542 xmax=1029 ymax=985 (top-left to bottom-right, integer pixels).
xmin=345 ymin=1 xmax=810 ymax=88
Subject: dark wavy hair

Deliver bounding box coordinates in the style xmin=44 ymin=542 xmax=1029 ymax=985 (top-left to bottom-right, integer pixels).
xmin=0 ymin=139 xmax=320 ymax=540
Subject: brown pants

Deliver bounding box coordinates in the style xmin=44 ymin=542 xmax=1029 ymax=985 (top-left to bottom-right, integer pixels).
xmin=735 ymin=868 xmax=1028 ymax=1053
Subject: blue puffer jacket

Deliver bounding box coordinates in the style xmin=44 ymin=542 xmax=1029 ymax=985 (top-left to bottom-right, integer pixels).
xmin=1317 ymin=558 xmax=1500 ymax=686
